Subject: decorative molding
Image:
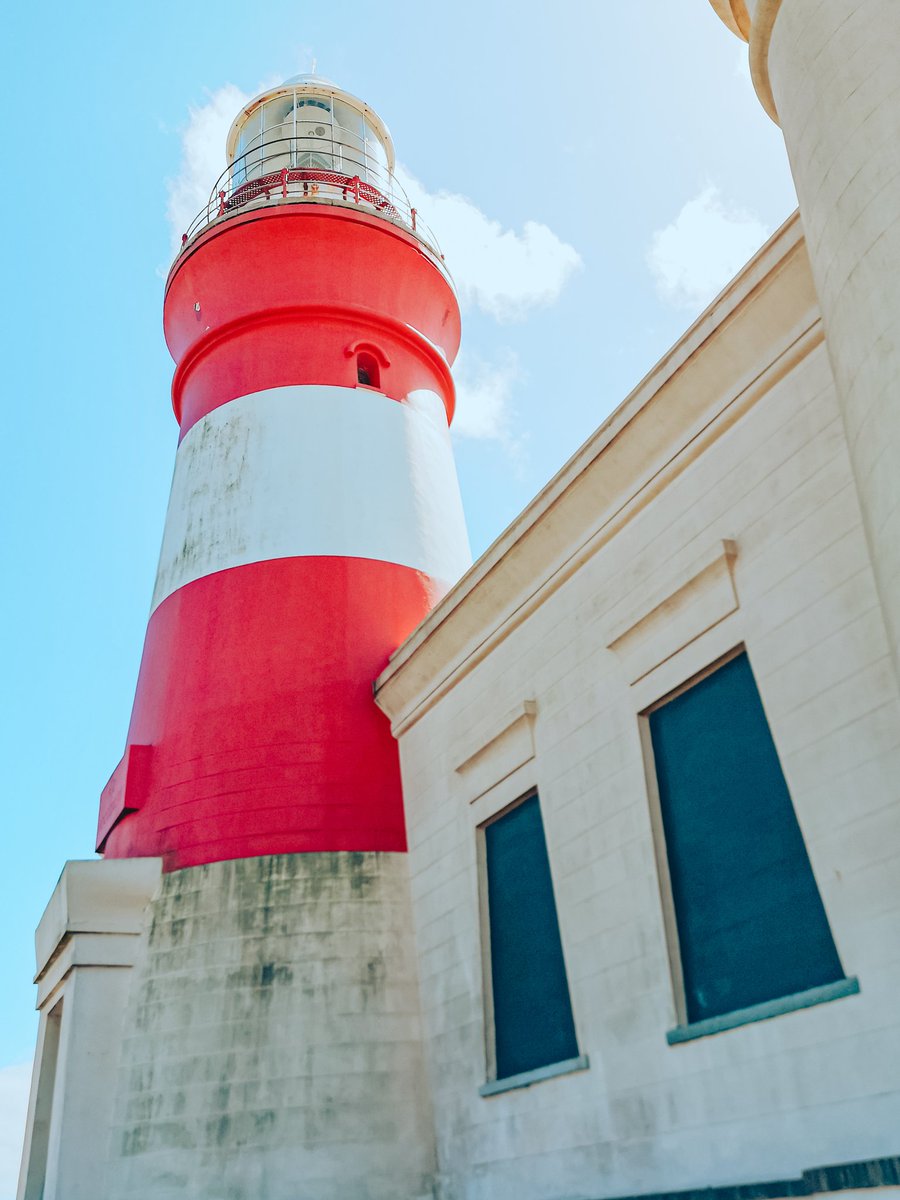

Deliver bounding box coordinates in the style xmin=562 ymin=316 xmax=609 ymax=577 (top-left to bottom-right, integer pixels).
xmin=455 ymin=700 xmax=537 ymax=804
xmin=749 ymin=0 xmax=783 ymax=125
xmin=707 ymin=1 xmax=780 ymax=123
xmin=708 ymin=0 xmax=750 ymax=41
xmin=34 ymin=858 xmax=162 ymax=1006
xmin=345 ymin=339 xmax=391 ymax=366
xmin=607 ymin=540 xmax=739 ymax=686
xmin=374 ymin=216 xmax=821 ymax=736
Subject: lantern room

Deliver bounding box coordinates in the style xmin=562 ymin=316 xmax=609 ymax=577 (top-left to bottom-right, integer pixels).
xmin=176 ymin=73 xmax=442 ymax=260
xmin=227 ymin=75 xmax=393 ymax=189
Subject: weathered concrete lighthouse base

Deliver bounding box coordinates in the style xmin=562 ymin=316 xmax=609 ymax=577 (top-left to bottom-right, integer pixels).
xmin=106 ymin=852 xmax=436 ymax=1200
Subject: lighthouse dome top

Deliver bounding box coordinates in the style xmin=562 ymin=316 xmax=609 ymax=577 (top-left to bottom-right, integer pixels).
xmin=282 ymin=72 xmax=337 ymax=87
xmin=225 ymin=74 xmax=396 ymax=173
xmin=176 ymin=72 xmax=446 ymax=273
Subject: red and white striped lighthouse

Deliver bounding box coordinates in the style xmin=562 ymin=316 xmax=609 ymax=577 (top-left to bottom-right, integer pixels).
xmin=41 ymin=76 xmax=472 ymax=1198
xmin=97 ymin=74 xmax=469 ymax=870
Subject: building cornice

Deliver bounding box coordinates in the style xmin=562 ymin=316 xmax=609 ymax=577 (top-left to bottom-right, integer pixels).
xmin=748 ymin=0 xmax=782 ymax=123
xmin=708 ymin=0 xmax=751 ymax=40
xmin=708 ymin=0 xmax=783 ymax=123
xmin=374 ymin=211 xmax=821 ymax=735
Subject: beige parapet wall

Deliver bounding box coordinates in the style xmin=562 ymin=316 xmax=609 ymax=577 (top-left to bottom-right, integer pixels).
xmin=18 ymin=858 xmax=163 ymax=1200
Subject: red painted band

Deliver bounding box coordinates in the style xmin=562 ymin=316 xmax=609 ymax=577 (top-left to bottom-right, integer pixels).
xmin=164 ymin=205 xmax=460 ymax=437
xmin=170 ymin=303 xmax=457 ymax=438
xmin=165 ymin=202 xmax=448 ymax=300
xmin=101 ymin=556 xmax=445 ymax=871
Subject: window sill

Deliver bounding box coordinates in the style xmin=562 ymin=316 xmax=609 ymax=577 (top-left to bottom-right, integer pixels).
xmin=479 ymin=1054 xmax=589 ymax=1097
xmin=666 ymin=976 xmax=860 ymax=1045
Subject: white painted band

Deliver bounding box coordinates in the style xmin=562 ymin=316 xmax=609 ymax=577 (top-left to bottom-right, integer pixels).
xmin=151 ymin=385 xmax=471 ymax=611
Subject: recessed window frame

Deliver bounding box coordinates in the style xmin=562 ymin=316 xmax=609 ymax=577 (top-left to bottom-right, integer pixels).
xmin=21 ymin=997 xmax=64 ymax=1200
xmin=639 ymin=643 xmax=858 ymax=1043
xmin=356 ymin=351 xmax=380 ymax=389
xmin=346 ymin=340 xmax=389 ymax=392
xmin=476 ymin=786 xmax=588 ymax=1094
xmin=640 ymin=647 xmax=745 ymax=1030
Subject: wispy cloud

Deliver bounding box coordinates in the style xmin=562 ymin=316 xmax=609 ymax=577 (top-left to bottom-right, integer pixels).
xmin=164 ymin=85 xmax=581 ymax=325
xmin=646 ymin=184 xmax=770 ymax=311
xmin=166 ymin=83 xmax=252 ymax=254
xmin=452 ymin=349 xmax=528 ymax=471
xmin=164 ymin=83 xmax=579 ymax=462
xmin=394 ymin=166 xmax=581 ymax=322
xmin=0 ymin=1061 xmax=32 ymax=1199
xmin=453 ymin=350 xmax=521 ymax=442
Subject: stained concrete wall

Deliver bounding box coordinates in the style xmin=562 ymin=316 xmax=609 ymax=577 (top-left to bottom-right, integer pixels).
xmin=376 ymin=218 xmax=900 ymax=1198
xmin=105 ymin=852 xmax=436 ymax=1200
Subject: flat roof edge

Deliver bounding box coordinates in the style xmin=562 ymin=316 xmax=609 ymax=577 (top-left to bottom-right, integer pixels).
xmin=375 ymin=209 xmax=815 ymax=731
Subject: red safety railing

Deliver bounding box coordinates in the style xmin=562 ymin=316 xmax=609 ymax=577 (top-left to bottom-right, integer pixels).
xmin=177 ymin=137 xmax=444 ymax=264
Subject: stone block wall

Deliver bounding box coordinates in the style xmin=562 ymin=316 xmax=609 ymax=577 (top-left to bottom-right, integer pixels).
xmin=105 ymin=853 xmax=436 ymax=1200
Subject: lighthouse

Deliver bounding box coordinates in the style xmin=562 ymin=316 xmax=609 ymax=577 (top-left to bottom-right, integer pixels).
xmin=100 ymin=73 xmax=470 ymax=868
xmin=18 ymin=75 xmax=469 ymax=1200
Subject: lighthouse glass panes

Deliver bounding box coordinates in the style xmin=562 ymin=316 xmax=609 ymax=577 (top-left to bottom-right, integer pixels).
xmin=332 ymin=99 xmax=366 ymax=174
xmin=648 ymin=651 xmax=845 ymax=1026
xmin=232 ymin=88 xmax=391 ymax=190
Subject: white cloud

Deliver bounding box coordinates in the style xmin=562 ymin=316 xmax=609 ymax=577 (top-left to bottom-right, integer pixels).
xmin=0 ymin=1061 xmax=32 ymax=1200
xmin=164 ymin=85 xmax=581 ymax=321
xmin=394 ymin=166 xmax=582 ymax=322
xmin=646 ymin=185 xmax=770 ymax=311
xmin=166 ymin=84 xmax=252 ymax=254
xmin=452 ymin=350 xmax=521 ymax=442
xmin=451 ymin=350 xmax=528 ymax=471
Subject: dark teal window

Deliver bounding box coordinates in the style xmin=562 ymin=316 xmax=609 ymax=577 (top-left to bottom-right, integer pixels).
xmin=649 ymin=651 xmax=845 ymax=1025
xmin=484 ymin=794 xmax=579 ymax=1079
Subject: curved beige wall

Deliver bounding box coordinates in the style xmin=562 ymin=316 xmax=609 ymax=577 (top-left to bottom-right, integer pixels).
xmin=717 ymin=0 xmax=900 ymax=683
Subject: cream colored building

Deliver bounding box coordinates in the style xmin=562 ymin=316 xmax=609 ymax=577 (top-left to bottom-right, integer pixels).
xmin=373 ymin=2 xmax=900 ymax=1196
xmin=18 ymin=2 xmax=900 ymax=1198
xmin=376 ymin=205 xmax=900 ymax=1197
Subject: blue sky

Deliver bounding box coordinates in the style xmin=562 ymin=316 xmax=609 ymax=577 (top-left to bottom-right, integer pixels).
xmin=0 ymin=1 xmax=797 ymax=1186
